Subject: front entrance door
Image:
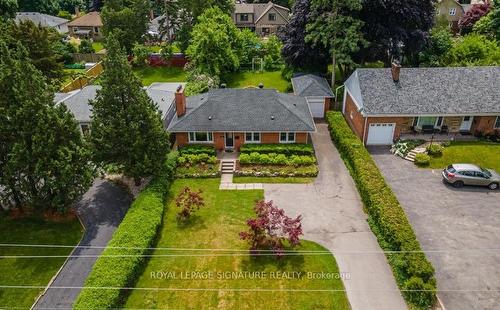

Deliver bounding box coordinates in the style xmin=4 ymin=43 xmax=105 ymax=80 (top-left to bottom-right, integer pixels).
xmin=225 ymin=133 xmax=234 ymax=149
xmin=460 ymin=116 xmax=474 ymax=131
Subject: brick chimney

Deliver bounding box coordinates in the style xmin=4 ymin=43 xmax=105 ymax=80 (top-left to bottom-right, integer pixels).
xmin=391 ymin=61 xmax=401 ymax=82
xmin=175 ymin=85 xmax=186 ymax=117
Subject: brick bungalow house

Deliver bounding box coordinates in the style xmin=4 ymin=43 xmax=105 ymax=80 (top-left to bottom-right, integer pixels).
xmin=167 ymin=87 xmax=316 ymax=151
xmin=343 ymin=65 xmax=500 ymax=145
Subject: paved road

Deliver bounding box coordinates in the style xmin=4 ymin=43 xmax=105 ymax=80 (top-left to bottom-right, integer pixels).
xmin=264 ymin=123 xmax=406 ymax=310
xmin=33 ymin=179 xmax=131 ymax=309
xmin=370 ymin=147 xmax=500 ymax=310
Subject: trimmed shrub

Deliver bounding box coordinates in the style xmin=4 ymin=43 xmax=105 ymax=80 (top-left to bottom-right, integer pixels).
xmin=239 ymin=152 xmax=316 ymax=166
xmin=426 ymin=144 xmax=444 ymax=156
xmin=414 ymin=153 xmax=431 ymax=166
xmin=326 ymin=112 xmax=436 ymax=309
xmin=74 ymin=152 xmax=177 ymax=309
xmin=178 ymin=154 xmax=217 ymax=166
xmin=240 ymin=143 xmax=314 ymax=156
xmin=178 ymin=145 xmax=216 ymax=156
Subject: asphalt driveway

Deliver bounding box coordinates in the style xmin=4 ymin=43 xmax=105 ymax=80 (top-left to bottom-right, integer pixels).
xmin=33 ymin=179 xmax=131 ymax=309
xmin=264 ymin=123 xmax=406 ymax=310
xmin=370 ymin=147 xmax=500 ymax=310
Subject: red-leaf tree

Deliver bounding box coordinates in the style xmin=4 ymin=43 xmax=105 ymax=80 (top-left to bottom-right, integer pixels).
xmin=239 ymin=200 xmax=303 ymax=257
xmin=175 ymin=187 xmax=205 ymax=220
xmin=459 ymin=2 xmax=492 ymax=34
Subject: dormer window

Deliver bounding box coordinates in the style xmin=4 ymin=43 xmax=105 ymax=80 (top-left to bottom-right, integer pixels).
xmin=269 ymin=13 xmax=276 ymax=21
xmin=240 ymin=14 xmax=249 ymax=22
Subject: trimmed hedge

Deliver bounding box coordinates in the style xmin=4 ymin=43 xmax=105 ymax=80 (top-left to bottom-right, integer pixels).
xmin=240 ymin=143 xmax=314 ymax=156
xmin=326 ymin=112 xmax=436 ymax=309
xmin=177 ymin=153 xmax=217 ymax=166
xmin=74 ymin=152 xmax=178 ymax=309
xmin=178 ymin=145 xmax=216 ymax=156
xmin=414 ymin=153 xmax=431 ymax=166
xmin=239 ymin=152 xmax=316 ymax=166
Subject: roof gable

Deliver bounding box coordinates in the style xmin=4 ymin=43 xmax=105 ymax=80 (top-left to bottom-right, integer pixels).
xmin=348 ymin=66 xmax=500 ymax=116
xmin=68 ymin=12 xmax=103 ymax=27
xmin=292 ymin=74 xmax=334 ymax=97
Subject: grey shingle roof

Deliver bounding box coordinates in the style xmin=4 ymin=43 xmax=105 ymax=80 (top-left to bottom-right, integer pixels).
xmin=292 ymin=74 xmax=334 ymax=97
xmin=352 ymin=66 xmax=500 ymax=116
xmin=167 ymin=88 xmax=315 ymax=132
xmin=55 ymin=84 xmax=177 ymax=123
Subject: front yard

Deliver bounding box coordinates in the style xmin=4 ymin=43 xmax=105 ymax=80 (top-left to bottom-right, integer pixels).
xmin=225 ymin=70 xmax=289 ymax=92
xmin=123 ymin=179 xmax=349 ymax=309
xmin=132 ymin=67 xmax=188 ymax=86
xmin=233 ymin=176 xmax=314 ymax=184
xmin=428 ymin=141 xmax=500 ymax=171
xmin=0 ymin=214 xmax=82 ymax=308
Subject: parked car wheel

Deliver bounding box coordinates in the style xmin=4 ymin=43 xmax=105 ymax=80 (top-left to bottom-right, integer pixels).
xmin=453 ymin=181 xmax=464 ymax=188
xmin=488 ymin=183 xmax=499 ymax=190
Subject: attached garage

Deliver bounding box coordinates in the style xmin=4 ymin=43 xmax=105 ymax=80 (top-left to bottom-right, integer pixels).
xmin=306 ymin=97 xmax=326 ymax=118
xmin=366 ymin=123 xmax=395 ymax=145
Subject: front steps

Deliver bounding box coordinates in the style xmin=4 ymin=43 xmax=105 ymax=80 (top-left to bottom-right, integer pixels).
xmin=404 ymin=146 xmax=428 ymax=162
xmin=221 ymin=160 xmax=236 ymax=174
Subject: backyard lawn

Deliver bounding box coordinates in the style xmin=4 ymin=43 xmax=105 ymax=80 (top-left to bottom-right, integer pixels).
xmin=0 ymin=214 xmax=82 ymax=308
xmin=428 ymin=141 xmax=500 ymax=171
xmin=225 ymin=71 xmax=289 ymax=93
xmin=132 ymin=67 xmax=188 ymax=86
xmin=92 ymin=41 xmax=104 ymax=52
xmin=124 ymin=179 xmax=349 ymax=309
xmin=233 ymin=177 xmax=314 ymax=184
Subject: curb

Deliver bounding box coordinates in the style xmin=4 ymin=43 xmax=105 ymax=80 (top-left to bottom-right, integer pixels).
xmin=30 ymin=211 xmax=87 ymax=310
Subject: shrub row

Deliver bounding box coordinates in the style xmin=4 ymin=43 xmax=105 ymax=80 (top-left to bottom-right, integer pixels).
xmin=178 ymin=144 xmax=216 ymax=156
xmin=177 ymin=153 xmax=217 ymax=166
xmin=240 ymin=143 xmax=314 ymax=156
xmin=326 ymin=112 xmax=436 ymax=309
xmin=74 ymin=152 xmax=178 ymax=309
xmin=239 ymin=152 xmax=316 ymax=166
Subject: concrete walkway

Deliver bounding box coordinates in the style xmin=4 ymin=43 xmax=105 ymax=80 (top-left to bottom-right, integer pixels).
xmin=264 ymin=123 xmax=407 ymax=310
xmin=33 ymin=179 xmax=131 ymax=309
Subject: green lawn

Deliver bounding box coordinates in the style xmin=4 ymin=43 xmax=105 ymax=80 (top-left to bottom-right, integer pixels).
xmin=233 ymin=177 xmax=314 ymax=184
xmin=124 ymin=179 xmax=349 ymax=309
xmin=61 ymin=68 xmax=87 ymax=86
xmin=428 ymin=141 xmax=500 ymax=171
xmin=92 ymin=41 xmax=104 ymax=52
xmin=132 ymin=67 xmax=188 ymax=86
xmin=225 ymin=71 xmax=289 ymax=92
xmin=0 ymin=214 xmax=83 ymax=308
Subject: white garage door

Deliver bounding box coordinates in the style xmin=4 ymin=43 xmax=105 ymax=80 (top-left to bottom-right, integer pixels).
xmin=367 ymin=123 xmax=395 ymax=145
xmin=307 ymin=98 xmax=325 ymax=118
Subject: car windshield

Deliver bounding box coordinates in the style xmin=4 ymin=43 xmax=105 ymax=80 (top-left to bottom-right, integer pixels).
xmin=447 ymin=165 xmax=456 ymax=173
xmin=480 ymin=168 xmax=492 ymax=177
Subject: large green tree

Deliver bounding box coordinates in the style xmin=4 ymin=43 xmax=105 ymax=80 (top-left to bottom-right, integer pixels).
xmin=102 ymin=0 xmax=150 ymax=53
xmin=89 ymin=33 xmax=170 ymax=185
xmin=6 ymin=20 xmax=64 ymax=83
xmin=491 ymin=0 xmax=500 ymax=41
xmin=0 ymin=41 xmax=94 ymax=212
xmin=306 ymin=0 xmax=366 ymax=88
xmin=186 ymin=7 xmax=241 ymax=76
xmin=18 ymin=0 xmax=60 ymax=14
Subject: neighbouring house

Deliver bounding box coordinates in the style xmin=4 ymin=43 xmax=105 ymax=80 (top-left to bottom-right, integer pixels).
xmin=436 ymin=0 xmax=466 ymax=31
xmin=233 ymin=1 xmax=290 ymax=36
xmin=147 ymin=14 xmax=176 ymax=41
xmin=292 ymin=74 xmax=334 ymax=118
xmin=15 ymin=12 xmax=69 ymax=34
xmin=67 ymin=12 xmax=103 ymax=40
xmin=54 ymin=83 xmax=184 ymax=134
xmin=167 ymin=87 xmax=316 ymax=151
xmin=342 ymin=65 xmax=500 ymax=145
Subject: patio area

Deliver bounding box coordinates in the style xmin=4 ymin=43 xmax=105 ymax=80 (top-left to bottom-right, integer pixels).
xmin=400 ymin=132 xmax=478 ymax=142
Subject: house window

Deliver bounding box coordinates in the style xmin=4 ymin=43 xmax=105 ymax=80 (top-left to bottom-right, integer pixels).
xmin=240 ymin=14 xmax=249 ymax=22
xmin=449 ymin=8 xmax=457 ymax=15
xmin=269 ymin=13 xmax=276 ymax=21
xmin=245 ymin=132 xmax=261 ymax=143
xmin=80 ymin=123 xmax=90 ymax=135
xmin=279 ymin=132 xmax=295 ymax=143
xmin=188 ymin=132 xmax=213 ymax=143
xmin=416 ymin=116 xmax=438 ymax=128
xmin=436 ymin=116 xmax=444 ymax=127
xmin=495 ymin=116 xmax=500 ymax=129
xmin=94 ymin=27 xmax=99 ymax=33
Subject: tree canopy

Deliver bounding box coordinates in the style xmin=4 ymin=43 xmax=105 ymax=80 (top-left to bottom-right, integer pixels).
xmin=278 ymin=0 xmax=329 ymax=72
xmin=359 ymin=0 xmax=434 ymax=64
xmin=459 ymin=2 xmax=492 ymax=35
xmin=0 ymin=41 xmax=94 ymax=212
xmin=0 ymin=0 xmax=17 ymax=20
xmin=186 ymin=7 xmax=241 ymax=76
xmin=89 ymin=33 xmax=170 ymax=184
xmin=101 ymin=0 xmax=150 ymax=53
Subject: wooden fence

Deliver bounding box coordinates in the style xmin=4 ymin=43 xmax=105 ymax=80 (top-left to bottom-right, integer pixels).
xmin=72 ymin=53 xmax=106 ymax=63
xmin=60 ymin=62 xmax=104 ymax=93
